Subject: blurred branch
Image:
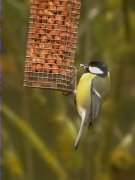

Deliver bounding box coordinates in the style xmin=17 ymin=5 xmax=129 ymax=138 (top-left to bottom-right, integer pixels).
xmin=122 ymin=0 xmax=131 ymax=41
xmin=119 ymin=124 xmax=135 ymax=150
xmin=110 ymin=124 xmax=135 ymax=170
xmin=22 ymin=88 xmax=34 ymax=180
xmin=3 ymin=104 xmax=67 ymax=180
xmin=3 ymin=129 xmax=25 ymax=180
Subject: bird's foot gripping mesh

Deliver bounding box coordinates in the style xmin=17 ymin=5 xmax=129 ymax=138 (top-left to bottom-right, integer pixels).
xmin=24 ymin=0 xmax=81 ymax=93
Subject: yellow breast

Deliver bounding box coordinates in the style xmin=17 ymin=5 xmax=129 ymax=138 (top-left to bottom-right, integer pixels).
xmin=76 ymin=73 xmax=95 ymax=109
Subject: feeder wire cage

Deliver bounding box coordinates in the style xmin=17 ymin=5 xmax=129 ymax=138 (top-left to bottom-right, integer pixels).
xmin=24 ymin=0 xmax=81 ymax=93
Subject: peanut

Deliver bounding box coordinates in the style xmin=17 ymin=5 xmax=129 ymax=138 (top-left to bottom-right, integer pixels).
xmin=44 ymin=64 xmax=51 ymax=73
xmin=52 ymin=64 xmax=59 ymax=74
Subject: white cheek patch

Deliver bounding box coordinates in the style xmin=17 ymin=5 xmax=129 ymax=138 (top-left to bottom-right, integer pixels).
xmin=89 ymin=66 xmax=103 ymax=75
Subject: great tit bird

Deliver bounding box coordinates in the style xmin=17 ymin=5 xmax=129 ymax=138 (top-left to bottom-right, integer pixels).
xmin=74 ymin=61 xmax=110 ymax=150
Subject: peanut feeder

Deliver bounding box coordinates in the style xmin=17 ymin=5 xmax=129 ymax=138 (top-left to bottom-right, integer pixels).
xmin=24 ymin=0 xmax=81 ymax=93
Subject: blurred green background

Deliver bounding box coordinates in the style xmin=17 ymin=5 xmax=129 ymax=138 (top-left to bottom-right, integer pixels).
xmin=2 ymin=0 xmax=135 ymax=180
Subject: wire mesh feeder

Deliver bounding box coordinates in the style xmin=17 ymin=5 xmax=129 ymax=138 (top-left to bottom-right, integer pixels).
xmin=24 ymin=0 xmax=81 ymax=93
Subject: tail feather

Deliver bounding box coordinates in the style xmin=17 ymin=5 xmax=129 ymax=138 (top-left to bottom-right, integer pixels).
xmin=75 ymin=120 xmax=87 ymax=150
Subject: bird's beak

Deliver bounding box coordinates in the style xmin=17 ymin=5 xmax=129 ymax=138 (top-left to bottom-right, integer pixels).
xmin=80 ymin=64 xmax=88 ymax=70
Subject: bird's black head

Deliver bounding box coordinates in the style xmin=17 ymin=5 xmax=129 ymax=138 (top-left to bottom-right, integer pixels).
xmin=80 ymin=61 xmax=108 ymax=77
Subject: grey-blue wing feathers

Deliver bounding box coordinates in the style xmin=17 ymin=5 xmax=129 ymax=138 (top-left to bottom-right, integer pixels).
xmin=91 ymin=80 xmax=101 ymax=123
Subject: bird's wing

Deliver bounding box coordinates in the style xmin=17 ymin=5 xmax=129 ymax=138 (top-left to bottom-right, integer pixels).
xmin=90 ymin=77 xmax=101 ymax=124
